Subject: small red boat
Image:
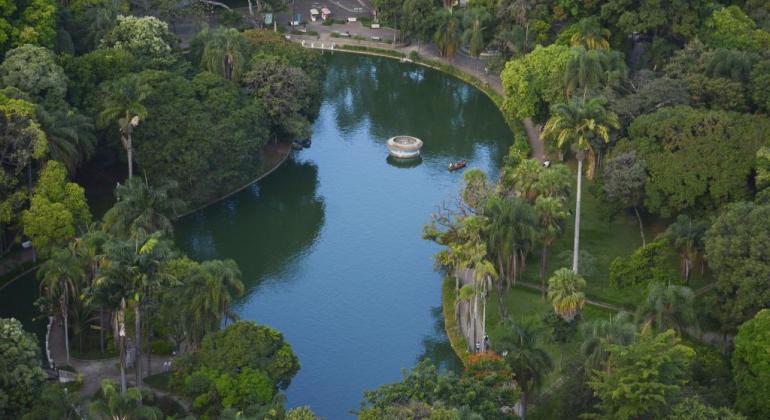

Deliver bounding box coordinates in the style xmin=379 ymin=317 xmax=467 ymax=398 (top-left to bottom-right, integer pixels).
xmin=448 ymin=160 xmax=467 ymax=171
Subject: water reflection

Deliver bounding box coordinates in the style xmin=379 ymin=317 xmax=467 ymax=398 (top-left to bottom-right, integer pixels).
xmin=176 ymin=159 xmax=325 ymax=293
xmin=386 ymin=155 xmax=423 ymax=169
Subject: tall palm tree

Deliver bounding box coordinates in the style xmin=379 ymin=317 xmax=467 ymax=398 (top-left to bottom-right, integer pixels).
xmin=38 ymin=248 xmax=84 ymax=364
xmin=580 ymin=312 xmax=636 ymax=372
xmin=536 ymin=196 xmax=568 ymax=283
xmin=637 ymin=283 xmax=696 ymax=335
xmin=547 ymin=268 xmax=587 ymax=321
xmin=37 ymin=107 xmax=96 ymax=172
xmin=663 ymin=215 xmax=707 ymax=282
xmin=492 ymin=320 xmax=553 ymax=420
xmin=542 ymin=97 xmax=619 ymax=273
xmin=485 ymin=196 xmax=537 ymax=288
xmin=200 ymin=28 xmax=249 ymax=82
xmin=570 ymin=17 xmax=610 ymax=50
xmin=98 ymin=75 xmax=148 ymax=179
xmin=102 ymin=177 xmax=184 ymax=240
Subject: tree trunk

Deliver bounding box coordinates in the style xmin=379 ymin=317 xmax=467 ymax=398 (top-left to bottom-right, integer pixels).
xmin=633 ymin=206 xmax=645 ymax=246
xmin=62 ymin=285 xmax=70 ymax=364
xmin=99 ymin=308 xmax=105 ymax=355
xmin=481 ymin=280 xmax=487 ymax=352
xmin=127 ymin=134 xmax=133 ymax=179
xmin=134 ymin=303 xmax=142 ymax=389
xmin=519 ymin=392 xmax=528 ymax=420
xmin=119 ymin=299 xmax=127 ymax=394
xmin=572 ymin=157 xmax=583 ymax=273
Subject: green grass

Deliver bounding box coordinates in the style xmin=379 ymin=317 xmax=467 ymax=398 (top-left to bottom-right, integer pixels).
xmin=441 ymin=277 xmax=471 ymax=365
xmin=519 ymin=177 xmax=714 ymax=308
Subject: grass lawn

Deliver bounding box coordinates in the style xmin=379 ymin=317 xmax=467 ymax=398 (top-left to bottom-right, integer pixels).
xmin=519 ymin=178 xmax=714 ymax=308
xmin=484 ymin=286 xmax=616 ymax=386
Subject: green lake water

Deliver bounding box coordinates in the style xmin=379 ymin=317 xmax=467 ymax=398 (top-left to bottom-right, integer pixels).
xmin=0 ymin=53 xmax=514 ymax=418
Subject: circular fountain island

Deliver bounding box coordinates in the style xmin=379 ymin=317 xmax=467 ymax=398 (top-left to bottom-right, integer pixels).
xmin=387 ymin=135 xmax=424 ymax=159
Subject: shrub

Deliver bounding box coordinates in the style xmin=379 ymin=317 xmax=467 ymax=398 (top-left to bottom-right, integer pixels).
xmin=609 ymin=241 xmax=675 ymax=288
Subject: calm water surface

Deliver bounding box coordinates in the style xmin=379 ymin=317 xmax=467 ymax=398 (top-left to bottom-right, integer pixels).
xmin=1 ymin=53 xmax=513 ymax=418
xmin=175 ymin=54 xmax=513 ymax=417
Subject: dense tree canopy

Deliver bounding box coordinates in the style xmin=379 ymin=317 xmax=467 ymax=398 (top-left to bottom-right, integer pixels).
xmin=732 ymin=309 xmax=770 ymax=418
xmin=0 ymin=0 xmax=57 ymax=55
xmin=0 ymin=318 xmax=46 ymax=418
xmin=624 ymin=106 xmax=770 ymax=216
xmin=705 ymin=200 xmax=770 ymax=331
xmin=0 ymin=44 xmax=67 ymax=104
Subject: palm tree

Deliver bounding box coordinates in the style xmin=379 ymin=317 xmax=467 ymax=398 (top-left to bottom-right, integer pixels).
xmin=89 ymin=380 xmax=162 ymax=420
xmin=38 ymin=248 xmax=84 ymax=364
xmin=103 ymin=177 xmax=184 ymax=240
xmin=580 ymin=312 xmax=636 ymax=372
xmin=199 ymin=259 xmax=245 ymax=326
xmin=71 ymin=228 xmax=109 ymax=353
xmin=547 ymin=268 xmax=587 ymax=321
xmin=485 ymin=196 xmax=537 ymax=289
xmin=492 ymin=320 xmax=553 ymax=420
xmin=461 ymin=9 xmax=490 ymax=57
xmin=434 ymin=9 xmax=462 ymax=58
xmin=98 ymin=75 xmax=148 ymax=179
xmin=570 ymin=17 xmax=610 ymax=50
xmin=542 ymin=97 xmax=619 ymax=273
xmin=37 ymin=107 xmax=96 ymax=172
xmin=637 ymin=283 xmax=696 ymax=335
xmin=564 ymin=47 xmax=627 ymax=100
xmin=200 ymin=28 xmax=249 ymax=82
xmin=536 ymin=197 xmax=568 ymax=283
xmin=663 ymin=215 xmax=707 ymax=282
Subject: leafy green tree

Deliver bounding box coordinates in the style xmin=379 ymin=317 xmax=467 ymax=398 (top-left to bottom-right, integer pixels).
xmin=0 ymin=44 xmax=67 ymax=104
xmin=702 ymin=6 xmax=770 ymax=53
xmin=547 ymin=268 xmax=586 ymax=322
xmin=187 ymin=259 xmax=245 ymax=342
xmin=704 ymin=199 xmax=770 ymax=333
xmin=402 ymin=0 xmax=436 ymax=49
xmin=102 ymin=177 xmax=182 ymax=239
xmin=492 ymin=320 xmax=552 ymax=420
xmin=88 ymin=380 xmax=162 ymax=420
xmin=361 ymin=358 xmax=516 ymax=419
xmin=663 ymin=214 xmax=707 ymax=282
xmin=21 ymin=382 xmax=85 ymax=420
xmin=600 ymin=0 xmax=708 ymax=40
xmin=129 ymin=70 xmax=267 ymax=204
xmin=37 ymin=247 xmax=84 ymax=364
xmin=242 ymin=55 xmax=313 ymax=140
xmin=750 ymin=59 xmax=770 ymax=112
xmin=542 ymin=97 xmax=619 ymax=272
xmin=637 ymin=283 xmax=696 ymax=334
xmin=666 ymin=397 xmax=746 ymax=420
xmin=194 ymin=321 xmax=300 ymax=390
xmin=0 ymin=0 xmax=57 ymax=54
xmin=580 ymin=312 xmax=636 ymax=371
xmin=732 ymin=309 xmax=770 ymax=418
xmin=22 ymin=161 xmax=91 ymax=256
xmin=626 ymin=106 xmax=770 ymax=216
xmin=602 ymin=152 xmax=646 ymax=244
xmin=98 ymin=74 xmax=148 ymax=179
xmin=285 ymin=406 xmax=319 ymax=420
xmin=0 ymin=318 xmax=46 ymax=418
xmin=586 ymin=329 xmax=695 ymax=420
xmin=60 ymin=47 xmax=137 ymax=111
xmin=100 ymin=15 xmax=176 ymax=67
xmin=501 ymin=44 xmax=571 ymax=123
xmin=184 ymin=367 xmax=275 ymax=417
xmin=608 ymin=241 xmax=674 ymax=288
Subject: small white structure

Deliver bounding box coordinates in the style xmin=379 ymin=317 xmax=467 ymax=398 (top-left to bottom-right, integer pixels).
xmin=310 ymin=8 xmax=319 ymax=22
xmin=321 ymin=7 xmax=332 ymax=21
xmin=387 ymin=136 xmax=423 ymax=159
